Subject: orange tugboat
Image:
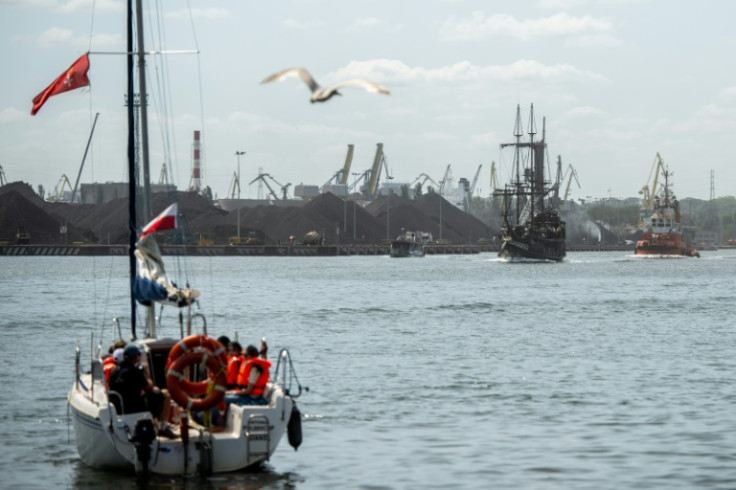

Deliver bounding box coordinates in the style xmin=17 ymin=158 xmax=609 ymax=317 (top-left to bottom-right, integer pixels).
xmin=635 ymin=154 xmax=699 ymax=258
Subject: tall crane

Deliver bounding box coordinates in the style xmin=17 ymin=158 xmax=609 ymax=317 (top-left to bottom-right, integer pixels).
xmin=0 ymin=164 xmax=7 ymax=187
xmin=249 ymin=173 xmax=290 ymax=200
xmin=439 ymin=164 xmax=452 ymax=196
xmin=468 ymin=163 xmax=482 ymax=198
xmin=50 ymin=174 xmax=73 ymax=202
xmin=639 ymin=152 xmax=665 ymax=210
xmin=227 ymin=171 xmax=240 ymax=199
xmin=561 ymin=163 xmax=580 ymax=209
xmin=412 ymin=173 xmax=440 ymax=190
xmin=158 ymin=162 xmax=168 ymax=185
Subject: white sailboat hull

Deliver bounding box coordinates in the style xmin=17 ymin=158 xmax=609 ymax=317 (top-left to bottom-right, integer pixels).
xmin=69 ymin=373 xmax=294 ymax=475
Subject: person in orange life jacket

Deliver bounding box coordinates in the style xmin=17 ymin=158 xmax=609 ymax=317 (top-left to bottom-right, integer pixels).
xmin=103 ymin=339 xmax=127 ymax=386
xmin=224 ymin=345 xmax=271 ymax=406
xmin=104 ymin=347 xmax=125 ymax=387
xmin=109 ymin=344 xmax=176 ymax=438
xmin=226 ymin=341 xmax=244 ymax=389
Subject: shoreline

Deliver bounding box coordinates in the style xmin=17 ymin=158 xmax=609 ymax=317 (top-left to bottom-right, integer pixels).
xmin=0 ymin=243 xmax=640 ymax=256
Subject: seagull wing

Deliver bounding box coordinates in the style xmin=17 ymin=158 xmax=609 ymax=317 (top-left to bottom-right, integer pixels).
xmin=329 ymin=79 xmax=390 ymax=95
xmin=260 ymin=67 xmax=320 ymax=93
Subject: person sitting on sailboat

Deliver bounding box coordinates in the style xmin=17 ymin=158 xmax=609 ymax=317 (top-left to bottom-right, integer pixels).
xmin=109 ymin=344 xmax=176 ymax=438
xmin=225 ymin=345 xmax=272 ymax=406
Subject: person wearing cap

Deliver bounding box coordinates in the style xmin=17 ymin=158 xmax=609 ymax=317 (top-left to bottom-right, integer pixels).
xmin=104 ymin=347 xmax=125 ymax=387
xmin=102 ymin=340 xmax=127 ymax=386
xmin=109 ymin=344 xmax=175 ymax=438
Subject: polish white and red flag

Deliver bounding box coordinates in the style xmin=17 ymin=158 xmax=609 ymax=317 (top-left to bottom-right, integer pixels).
xmin=140 ymin=203 xmax=178 ymax=238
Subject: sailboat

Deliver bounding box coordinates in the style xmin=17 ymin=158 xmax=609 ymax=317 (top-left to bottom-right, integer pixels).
xmin=67 ymin=1 xmax=303 ymax=475
xmin=497 ymin=104 xmax=566 ymax=262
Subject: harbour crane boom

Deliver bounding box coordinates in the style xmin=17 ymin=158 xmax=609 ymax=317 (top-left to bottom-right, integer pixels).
xmin=469 ymin=163 xmax=482 ymax=197
xmin=249 ymin=173 xmax=280 ymax=200
xmin=227 ymin=171 xmax=240 ymax=199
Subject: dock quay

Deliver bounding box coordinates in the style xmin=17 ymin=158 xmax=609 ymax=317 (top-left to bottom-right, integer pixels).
xmin=0 ymin=243 xmax=635 ymax=257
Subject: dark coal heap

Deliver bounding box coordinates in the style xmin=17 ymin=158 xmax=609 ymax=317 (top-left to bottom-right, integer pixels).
xmin=0 ymin=182 xmax=494 ymax=245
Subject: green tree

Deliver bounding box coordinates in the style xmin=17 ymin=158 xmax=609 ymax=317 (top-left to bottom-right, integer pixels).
xmin=201 ymin=185 xmax=213 ymax=204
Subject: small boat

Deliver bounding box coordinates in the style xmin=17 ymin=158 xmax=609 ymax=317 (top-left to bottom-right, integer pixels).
xmin=497 ymin=104 xmax=566 ymax=262
xmin=390 ymin=231 xmax=426 ymax=258
xmin=634 ymin=154 xmax=699 ymax=258
xmin=67 ymin=0 xmax=303 ymax=475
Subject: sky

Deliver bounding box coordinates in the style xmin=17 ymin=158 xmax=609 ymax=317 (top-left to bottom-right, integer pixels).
xmin=2 ymin=0 xmax=736 ymax=203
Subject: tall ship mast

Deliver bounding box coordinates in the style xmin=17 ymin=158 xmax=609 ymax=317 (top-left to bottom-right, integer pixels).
xmin=497 ymin=104 xmax=566 ymax=261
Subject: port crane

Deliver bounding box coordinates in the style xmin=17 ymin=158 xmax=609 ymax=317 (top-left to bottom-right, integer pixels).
xmin=158 ymin=162 xmax=168 ymax=185
xmin=411 ymin=173 xmax=440 ymax=192
xmin=639 ymin=152 xmax=666 ymax=210
xmin=0 ymin=164 xmax=7 ymax=186
xmin=468 ymin=163 xmax=482 ymax=198
xmin=50 ymin=174 xmax=73 ymax=202
xmin=323 ymin=144 xmax=354 ymax=188
xmin=227 ymin=172 xmax=240 ymax=199
xmin=249 ymin=173 xmax=291 ymax=200
xmin=551 ymin=156 xmax=580 ymax=209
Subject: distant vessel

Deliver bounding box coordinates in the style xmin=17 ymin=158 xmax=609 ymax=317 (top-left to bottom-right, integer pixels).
xmin=635 ymin=155 xmax=699 ymax=258
xmin=389 ymin=231 xmax=426 ymax=258
xmin=497 ymin=104 xmax=566 ymax=262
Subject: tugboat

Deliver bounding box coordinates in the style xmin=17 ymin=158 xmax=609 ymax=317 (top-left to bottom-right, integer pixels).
xmin=635 ymin=154 xmax=699 ymax=258
xmin=497 ymin=104 xmax=566 ymax=262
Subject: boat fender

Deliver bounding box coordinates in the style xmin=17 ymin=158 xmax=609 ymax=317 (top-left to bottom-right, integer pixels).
xmin=287 ymin=401 xmax=302 ymax=451
xmin=131 ymin=419 xmax=156 ymax=473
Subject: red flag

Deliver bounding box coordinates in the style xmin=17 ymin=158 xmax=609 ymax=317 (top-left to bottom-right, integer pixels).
xmin=31 ymin=53 xmax=90 ymax=116
xmin=140 ymin=203 xmax=178 ymax=238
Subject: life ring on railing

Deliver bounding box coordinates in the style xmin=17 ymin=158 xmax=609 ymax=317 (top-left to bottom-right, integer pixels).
xmin=165 ymin=334 xmax=228 ymax=395
xmin=165 ymin=335 xmax=228 ymax=410
xmin=166 ymin=351 xmax=227 ymax=411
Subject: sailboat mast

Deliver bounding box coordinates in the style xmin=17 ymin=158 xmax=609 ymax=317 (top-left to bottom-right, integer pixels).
xmin=135 ymin=0 xmax=152 ymax=222
xmin=528 ymin=104 xmax=537 ymax=222
xmin=513 ymin=104 xmax=523 ymax=224
xmin=126 ymin=0 xmax=137 ymax=338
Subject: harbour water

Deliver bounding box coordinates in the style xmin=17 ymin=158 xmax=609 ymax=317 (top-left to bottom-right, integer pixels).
xmin=1 ymin=251 xmax=735 ymax=489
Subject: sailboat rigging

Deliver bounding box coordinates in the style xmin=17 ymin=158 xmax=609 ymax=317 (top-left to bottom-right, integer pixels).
xmin=497 ymin=104 xmax=566 ymax=262
xmin=67 ymin=0 xmax=304 ymax=475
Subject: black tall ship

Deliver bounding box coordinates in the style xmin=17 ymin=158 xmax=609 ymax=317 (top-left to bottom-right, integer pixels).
xmin=497 ymin=104 xmax=566 ymax=261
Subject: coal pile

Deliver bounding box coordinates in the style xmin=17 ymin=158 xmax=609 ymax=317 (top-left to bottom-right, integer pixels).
xmin=0 ymin=181 xmax=496 ymax=246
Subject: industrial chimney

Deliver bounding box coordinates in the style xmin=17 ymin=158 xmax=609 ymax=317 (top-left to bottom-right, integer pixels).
xmin=191 ymin=130 xmax=202 ymax=192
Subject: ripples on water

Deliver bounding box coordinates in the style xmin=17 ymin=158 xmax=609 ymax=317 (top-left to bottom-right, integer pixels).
xmin=1 ymin=252 xmax=736 ymax=489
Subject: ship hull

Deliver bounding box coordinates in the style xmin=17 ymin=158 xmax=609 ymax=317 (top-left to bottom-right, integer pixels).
xmin=499 ymin=236 xmax=566 ymax=262
xmin=390 ymin=240 xmax=425 ymax=258
xmin=634 ymin=236 xmax=699 ymax=257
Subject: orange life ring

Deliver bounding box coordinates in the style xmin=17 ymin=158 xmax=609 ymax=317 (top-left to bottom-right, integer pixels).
xmin=166 ymin=350 xmax=227 ymax=411
xmin=166 ymin=334 xmax=227 ymax=407
xmin=166 ymin=335 xmax=227 ymax=395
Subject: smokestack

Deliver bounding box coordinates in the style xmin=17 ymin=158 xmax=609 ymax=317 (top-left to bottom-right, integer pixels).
xmin=191 ymin=130 xmax=202 ymax=192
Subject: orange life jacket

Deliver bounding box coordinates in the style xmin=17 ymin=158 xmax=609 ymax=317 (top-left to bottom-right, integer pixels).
xmin=103 ymin=356 xmax=117 ymax=385
xmin=236 ymin=357 xmax=271 ymax=396
xmin=227 ymin=354 xmax=243 ymax=386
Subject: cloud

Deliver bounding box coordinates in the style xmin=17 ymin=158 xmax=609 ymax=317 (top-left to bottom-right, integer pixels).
xmin=36 ymin=27 xmax=74 ymax=48
xmin=56 ymin=0 xmax=122 ymax=13
xmin=564 ymin=106 xmax=604 ymax=118
xmin=166 ymin=8 xmax=230 ymax=21
xmin=0 ymin=107 xmax=27 ymax=124
xmin=327 ymin=58 xmax=607 ymax=85
xmin=282 ymin=18 xmax=324 ymax=30
xmin=353 ymin=17 xmax=380 ymax=28
xmin=440 ymin=11 xmax=615 ymax=42
xmin=720 ymin=86 xmax=736 ymax=98
xmin=565 ymin=33 xmax=623 ymax=47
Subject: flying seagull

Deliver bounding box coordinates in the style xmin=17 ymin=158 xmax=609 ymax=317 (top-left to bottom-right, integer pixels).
xmin=260 ymin=67 xmax=390 ymax=103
